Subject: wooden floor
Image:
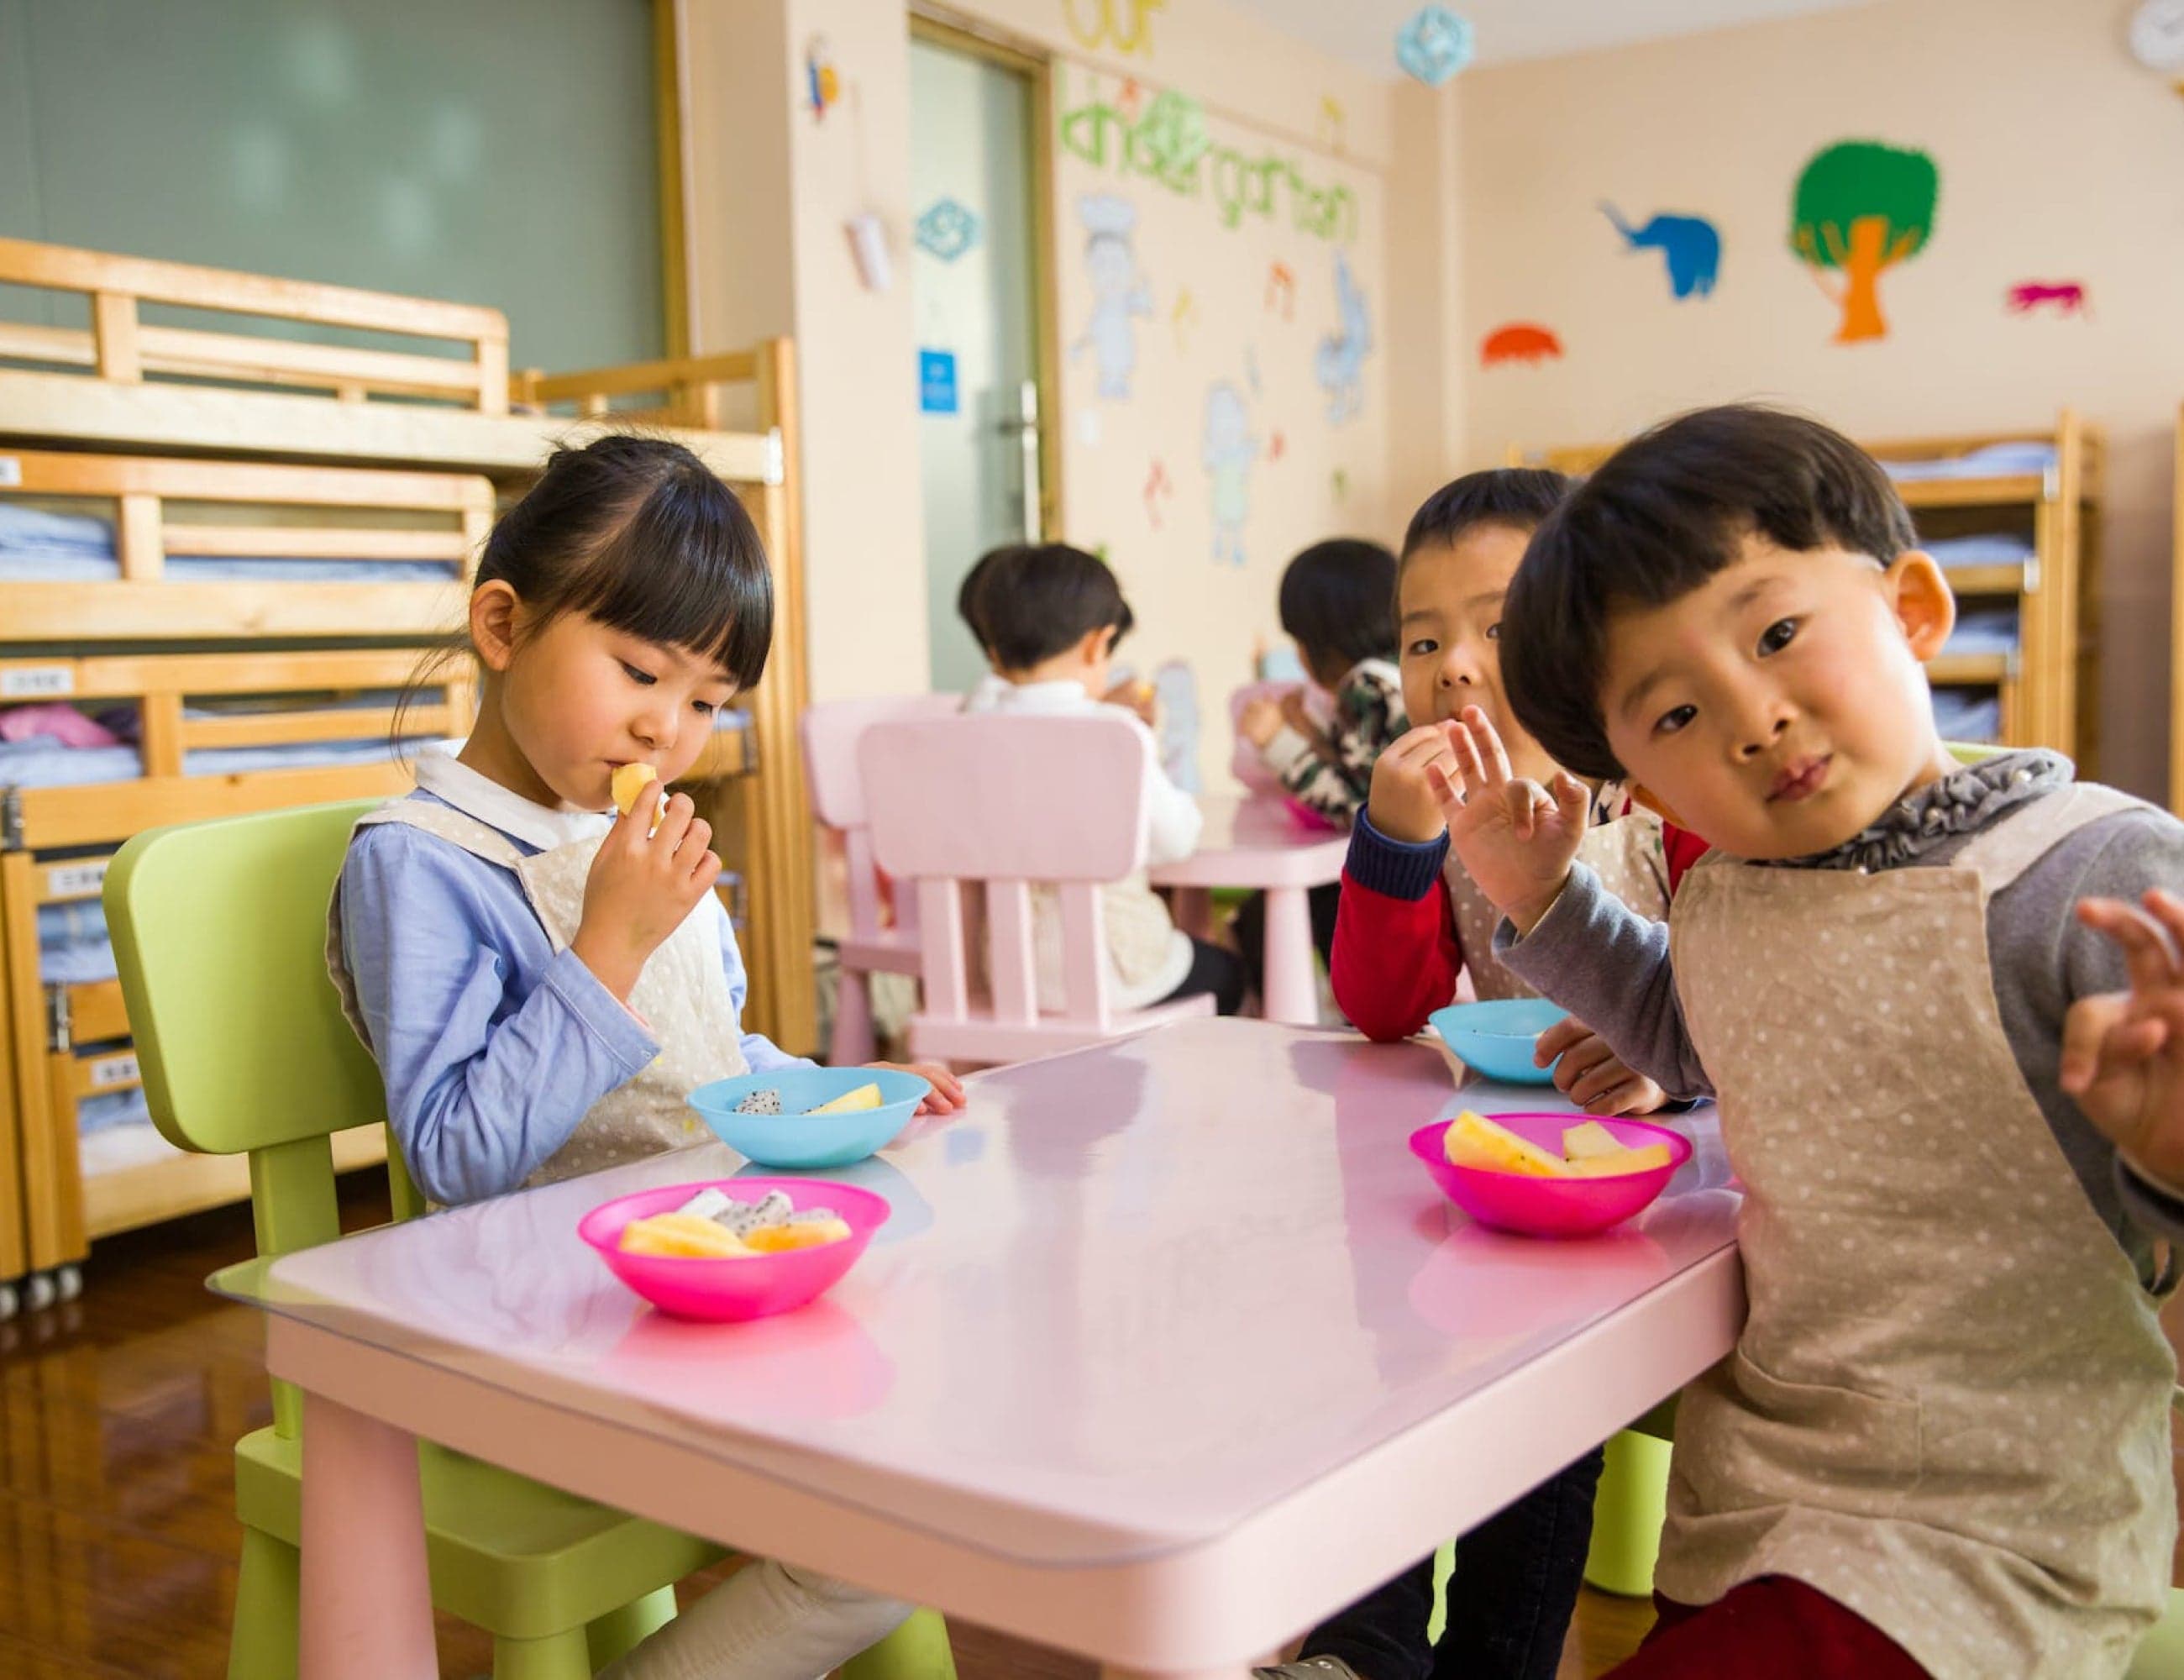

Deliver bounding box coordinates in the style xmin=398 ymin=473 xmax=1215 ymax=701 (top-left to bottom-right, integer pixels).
xmin=1 ymin=1173 xmax=2176 ymax=1679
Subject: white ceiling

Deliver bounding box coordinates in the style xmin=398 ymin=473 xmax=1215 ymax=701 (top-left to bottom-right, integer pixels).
xmin=1225 ymin=0 xmax=1882 ymax=76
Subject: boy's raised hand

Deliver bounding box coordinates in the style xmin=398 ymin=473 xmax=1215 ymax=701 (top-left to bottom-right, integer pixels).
xmin=1429 ymin=706 xmax=1589 ymax=933
xmin=2061 ymin=890 xmax=2184 ymax=1190
xmin=1366 ymin=724 xmax=1459 ymax=843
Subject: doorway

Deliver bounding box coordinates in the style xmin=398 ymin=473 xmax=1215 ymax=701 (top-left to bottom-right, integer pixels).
xmin=907 ymin=18 xmax=1057 ymax=695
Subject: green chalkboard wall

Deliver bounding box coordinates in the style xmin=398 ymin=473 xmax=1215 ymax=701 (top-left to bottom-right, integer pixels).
xmin=0 ymin=0 xmax=664 ymax=372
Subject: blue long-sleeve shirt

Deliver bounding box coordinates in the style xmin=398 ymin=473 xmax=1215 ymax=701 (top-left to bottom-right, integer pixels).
xmin=338 ymin=774 xmax=806 ymax=1206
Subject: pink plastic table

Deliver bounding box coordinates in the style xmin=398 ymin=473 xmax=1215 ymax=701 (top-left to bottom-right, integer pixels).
xmin=1148 ymin=797 xmax=1348 ymax=1026
xmin=223 ymin=1020 xmax=1743 ymax=1679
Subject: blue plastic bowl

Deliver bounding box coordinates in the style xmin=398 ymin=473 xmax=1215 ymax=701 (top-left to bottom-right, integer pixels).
xmin=1429 ymin=998 xmax=1570 ymax=1085
xmin=688 ymin=1067 xmax=929 ymax=1169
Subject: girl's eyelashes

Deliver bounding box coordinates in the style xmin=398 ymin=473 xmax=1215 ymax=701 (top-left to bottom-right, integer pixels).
xmin=620 ymin=659 xmax=658 ymax=686
xmin=1654 ymin=703 xmax=1698 ymax=738
xmin=691 ymin=699 xmax=717 ymax=717
xmin=1405 ymin=637 xmax=1438 ymax=658
xmin=1757 ymin=617 xmax=1799 ymax=656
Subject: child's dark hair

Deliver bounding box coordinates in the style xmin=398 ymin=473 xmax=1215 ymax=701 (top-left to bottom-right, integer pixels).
xmin=977 ymin=543 xmax=1134 ymax=671
xmin=1401 ymin=468 xmax=1572 ymax=561
xmin=1504 ymin=405 xmax=1918 ymax=780
xmin=958 ymin=544 xmax=1020 ymax=649
xmin=402 ymin=435 xmax=771 ymax=743
xmin=1277 ymin=538 xmax=1398 ymax=674
xmin=477 ymin=433 xmax=773 ymax=685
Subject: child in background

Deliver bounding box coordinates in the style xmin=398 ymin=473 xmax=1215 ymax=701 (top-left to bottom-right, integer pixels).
xmin=1239 ymin=538 xmax=1407 ymax=827
xmin=1334 ymin=470 xmax=1695 ymax=1110
xmin=333 ymin=435 xmax=959 ymax=1680
xmin=1231 ymin=538 xmax=1404 ymax=997
xmin=968 ymin=543 xmax=1246 ymax=1016
xmin=957 ymin=543 xmax=1014 ymax=711
xmin=1443 ymin=406 xmax=2184 ymax=1678
xmin=1259 ymin=474 xmax=1688 ymax=1680
xmin=963 ymin=541 xmax=1158 ymax=723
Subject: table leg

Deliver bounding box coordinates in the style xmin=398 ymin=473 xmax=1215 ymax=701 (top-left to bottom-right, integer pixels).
xmin=1259 ymin=885 xmax=1317 ymax=1026
xmin=299 ymin=1391 xmax=435 ymax=1679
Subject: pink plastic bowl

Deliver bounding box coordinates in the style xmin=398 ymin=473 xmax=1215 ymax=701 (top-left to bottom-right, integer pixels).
xmin=1409 ymin=1113 xmax=1692 ymax=1239
xmin=578 ymin=1178 xmax=890 ymax=1322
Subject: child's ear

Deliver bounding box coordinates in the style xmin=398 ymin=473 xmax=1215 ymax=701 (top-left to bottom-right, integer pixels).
xmin=1886 ymin=551 xmax=1956 ymax=662
xmin=470 ymin=580 xmax=522 ymax=673
xmin=1629 ymin=783 xmax=1689 ymax=830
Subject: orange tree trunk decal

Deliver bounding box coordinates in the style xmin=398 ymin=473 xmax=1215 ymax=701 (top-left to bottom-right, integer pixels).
xmin=1789 ymin=140 xmax=1938 ymax=344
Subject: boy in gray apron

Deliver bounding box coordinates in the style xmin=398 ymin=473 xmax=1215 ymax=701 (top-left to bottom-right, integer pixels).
xmin=1438 ymin=406 xmax=2182 ymax=1679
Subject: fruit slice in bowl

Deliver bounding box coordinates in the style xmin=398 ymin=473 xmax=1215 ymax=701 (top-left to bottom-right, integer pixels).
xmin=1410 ymin=1110 xmax=1690 ymax=1238
xmin=579 ymin=1178 xmax=889 ymax=1321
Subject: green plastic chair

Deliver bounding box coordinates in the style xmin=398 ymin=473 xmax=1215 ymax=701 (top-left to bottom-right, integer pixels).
xmin=105 ymin=801 xmax=956 ymax=1680
xmin=1583 ymin=1399 xmax=1677 ymax=1599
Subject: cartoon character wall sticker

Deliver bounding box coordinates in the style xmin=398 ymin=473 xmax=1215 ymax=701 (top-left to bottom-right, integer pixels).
xmin=1600 ymin=203 xmax=1721 ymax=299
xmin=1202 ymin=381 xmax=1257 ymax=567
xmin=1073 ymin=194 xmax=1154 ymax=400
xmin=1314 ymin=249 xmax=1373 ymax=423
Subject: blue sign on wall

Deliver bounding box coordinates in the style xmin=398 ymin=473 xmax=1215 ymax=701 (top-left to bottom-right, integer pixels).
xmin=918 ymin=349 xmax=959 ymax=415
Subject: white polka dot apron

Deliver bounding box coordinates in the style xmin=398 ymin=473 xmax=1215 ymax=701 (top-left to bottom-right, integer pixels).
xmin=1447 ymin=807 xmax=1670 ymax=1002
xmin=328 ymin=799 xmax=747 ymax=1190
xmin=1662 ymin=785 xmax=2176 ymax=1679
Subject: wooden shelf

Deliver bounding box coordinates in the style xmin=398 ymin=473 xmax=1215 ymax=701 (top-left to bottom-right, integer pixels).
xmin=1939 ymin=564 xmax=2029 ymax=597
xmin=1927 ymin=653 xmax=2013 ymax=687
xmin=1893 ymin=475 xmax=2050 ymax=512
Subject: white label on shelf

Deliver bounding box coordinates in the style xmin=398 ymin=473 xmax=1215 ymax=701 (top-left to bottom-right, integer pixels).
xmin=1 ymin=665 xmax=73 ymax=698
xmin=46 ymin=861 xmax=108 ymax=898
xmin=88 ymin=1053 xmax=140 ymax=1090
xmin=0 ymin=457 xmax=20 ymax=487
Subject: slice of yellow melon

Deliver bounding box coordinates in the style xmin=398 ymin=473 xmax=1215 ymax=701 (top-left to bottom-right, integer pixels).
xmin=809 ymin=1082 xmax=883 ymax=1115
xmin=1443 ymin=1110 xmax=1573 ymax=1177
xmin=1565 ymin=1142 xmax=1672 ymax=1178
xmin=744 ymin=1219 xmax=851 ymax=1253
xmin=1560 ymin=1120 xmax=1625 ymax=1161
xmin=618 ymin=1210 xmax=752 ymax=1258
xmin=612 ymin=762 xmax=659 ymax=817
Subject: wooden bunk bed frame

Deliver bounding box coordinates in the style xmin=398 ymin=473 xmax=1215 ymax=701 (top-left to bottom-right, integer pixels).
xmin=1 ymin=648 xmax=471 ymax=1277
xmin=1509 ymin=410 xmax=2102 ymax=766
xmin=0 ymin=239 xmax=817 ymax=1315
xmin=0 ymin=447 xmax=491 ymax=638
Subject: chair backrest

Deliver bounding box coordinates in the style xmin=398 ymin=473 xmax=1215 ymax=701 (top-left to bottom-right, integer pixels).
xmin=1229 ymin=680 xmax=1305 ymax=795
xmin=860 ymin=711 xmax=1149 ymax=1027
xmin=801 ymin=692 xmax=966 ymax=946
xmin=105 ymin=800 xmax=423 ymax=1264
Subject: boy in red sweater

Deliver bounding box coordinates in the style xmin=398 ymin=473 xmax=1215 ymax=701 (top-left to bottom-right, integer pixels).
xmin=1263 ymin=472 xmax=1704 ymax=1680
xmin=1331 ymin=470 xmax=1706 ymax=1110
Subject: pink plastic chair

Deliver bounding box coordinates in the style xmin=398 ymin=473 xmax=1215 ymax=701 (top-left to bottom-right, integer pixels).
xmin=1228 ymin=679 xmax=1306 ymax=795
xmin=801 ymin=692 xmax=967 ymax=1063
xmin=859 ymin=711 xmax=1215 ymax=1067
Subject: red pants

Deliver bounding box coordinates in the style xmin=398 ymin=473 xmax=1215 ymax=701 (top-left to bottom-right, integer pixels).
xmin=1607 ymin=1577 xmax=1927 ymax=1678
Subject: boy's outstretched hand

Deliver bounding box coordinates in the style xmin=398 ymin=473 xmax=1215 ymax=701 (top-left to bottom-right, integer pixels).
xmin=1430 ymin=706 xmax=1589 ymax=934
xmin=867 ymin=1060 xmax=968 ymax=1116
xmin=1536 ymin=1016 xmax=1669 ymax=1116
xmin=2061 ymin=890 xmax=2184 ymax=1190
